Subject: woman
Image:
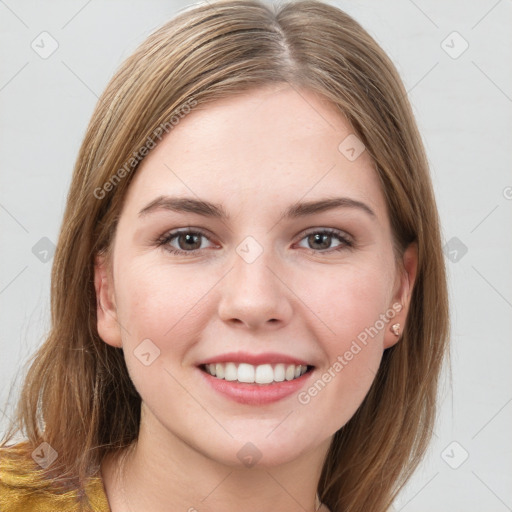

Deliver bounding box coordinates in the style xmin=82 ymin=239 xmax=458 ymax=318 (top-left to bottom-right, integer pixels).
xmin=0 ymin=0 xmax=449 ymax=511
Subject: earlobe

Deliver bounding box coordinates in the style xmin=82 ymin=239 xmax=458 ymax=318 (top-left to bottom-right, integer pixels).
xmin=383 ymin=242 xmax=418 ymax=349
xmin=94 ymin=253 xmax=123 ymax=348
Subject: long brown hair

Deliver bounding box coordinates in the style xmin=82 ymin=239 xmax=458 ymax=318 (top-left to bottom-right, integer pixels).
xmin=1 ymin=1 xmax=449 ymax=510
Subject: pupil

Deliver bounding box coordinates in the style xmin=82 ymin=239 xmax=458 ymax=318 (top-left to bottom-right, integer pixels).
xmin=310 ymin=233 xmax=330 ymax=250
xmin=181 ymin=233 xmax=200 ymax=250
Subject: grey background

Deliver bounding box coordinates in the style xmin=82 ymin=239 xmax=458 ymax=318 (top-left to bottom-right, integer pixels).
xmin=1 ymin=1 xmax=511 ymax=510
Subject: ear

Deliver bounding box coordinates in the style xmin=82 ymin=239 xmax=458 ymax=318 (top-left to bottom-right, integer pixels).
xmin=94 ymin=253 xmax=123 ymax=348
xmin=383 ymin=242 xmax=418 ymax=349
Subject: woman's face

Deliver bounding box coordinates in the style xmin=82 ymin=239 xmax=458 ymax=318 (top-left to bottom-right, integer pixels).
xmin=95 ymin=83 xmax=415 ymax=467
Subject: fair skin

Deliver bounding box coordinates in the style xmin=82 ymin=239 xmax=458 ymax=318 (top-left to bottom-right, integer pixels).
xmin=95 ymin=83 xmax=417 ymax=512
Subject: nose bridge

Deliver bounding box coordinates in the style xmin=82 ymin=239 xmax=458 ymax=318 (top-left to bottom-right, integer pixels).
xmin=232 ymin=233 xmax=279 ymax=299
xmin=218 ymin=234 xmax=291 ymax=328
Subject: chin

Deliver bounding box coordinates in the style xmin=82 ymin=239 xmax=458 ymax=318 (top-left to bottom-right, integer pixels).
xmin=207 ymin=434 xmax=314 ymax=469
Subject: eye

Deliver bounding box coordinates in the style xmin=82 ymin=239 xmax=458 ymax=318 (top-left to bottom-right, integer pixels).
xmin=296 ymin=228 xmax=353 ymax=252
xmin=157 ymin=229 xmax=214 ymax=256
xmin=156 ymin=227 xmax=353 ymax=257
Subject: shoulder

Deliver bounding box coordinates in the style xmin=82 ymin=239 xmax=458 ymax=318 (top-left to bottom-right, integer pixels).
xmin=0 ymin=442 xmax=110 ymax=512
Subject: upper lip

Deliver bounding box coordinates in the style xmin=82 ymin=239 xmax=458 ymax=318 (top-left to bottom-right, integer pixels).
xmin=197 ymin=351 xmax=313 ymax=367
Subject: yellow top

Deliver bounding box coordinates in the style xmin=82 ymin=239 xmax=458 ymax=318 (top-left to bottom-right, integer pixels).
xmin=0 ymin=443 xmax=111 ymax=512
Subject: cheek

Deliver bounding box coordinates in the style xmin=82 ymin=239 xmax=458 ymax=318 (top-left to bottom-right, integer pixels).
xmin=114 ymin=259 xmax=215 ymax=351
xmin=112 ymin=261 xmax=211 ymax=405
xmin=292 ymin=260 xmax=393 ymax=423
xmin=295 ymin=258 xmax=394 ymax=347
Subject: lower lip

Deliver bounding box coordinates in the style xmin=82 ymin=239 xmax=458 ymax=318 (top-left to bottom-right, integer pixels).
xmin=197 ymin=367 xmax=314 ymax=405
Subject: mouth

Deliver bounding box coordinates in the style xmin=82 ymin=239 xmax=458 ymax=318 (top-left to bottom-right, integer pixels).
xmin=198 ymin=362 xmax=315 ymax=385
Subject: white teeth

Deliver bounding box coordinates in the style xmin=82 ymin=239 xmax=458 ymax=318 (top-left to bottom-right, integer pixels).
xmin=255 ymin=364 xmax=273 ymax=384
xmin=274 ymin=363 xmax=285 ymax=382
xmin=224 ymin=362 xmax=237 ymax=381
xmin=215 ymin=363 xmax=224 ymax=379
xmin=202 ymin=362 xmax=310 ymax=384
xmin=238 ymin=363 xmax=255 ymax=383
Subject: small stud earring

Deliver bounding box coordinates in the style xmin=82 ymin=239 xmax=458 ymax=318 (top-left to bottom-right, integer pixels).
xmin=391 ymin=323 xmax=401 ymax=336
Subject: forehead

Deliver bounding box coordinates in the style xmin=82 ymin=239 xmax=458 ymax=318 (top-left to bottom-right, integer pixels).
xmin=122 ymin=84 xmax=386 ymax=218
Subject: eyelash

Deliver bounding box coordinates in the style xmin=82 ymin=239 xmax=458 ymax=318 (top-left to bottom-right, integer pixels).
xmin=155 ymin=227 xmax=354 ymax=256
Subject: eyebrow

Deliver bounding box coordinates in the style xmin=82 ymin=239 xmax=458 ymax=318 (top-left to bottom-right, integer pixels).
xmin=138 ymin=195 xmax=376 ymax=220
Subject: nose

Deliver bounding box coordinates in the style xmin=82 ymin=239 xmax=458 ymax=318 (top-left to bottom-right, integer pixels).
xmin=217 ymin=245 xmax=293 ymax=330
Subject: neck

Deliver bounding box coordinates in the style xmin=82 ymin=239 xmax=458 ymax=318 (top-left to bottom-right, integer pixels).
xmin=101 ymin=403 xmax=332 ymax=512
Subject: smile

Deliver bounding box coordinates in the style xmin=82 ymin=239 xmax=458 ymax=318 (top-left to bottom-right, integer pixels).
xmin=201 ymin=362 xmax=312 ymax=385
